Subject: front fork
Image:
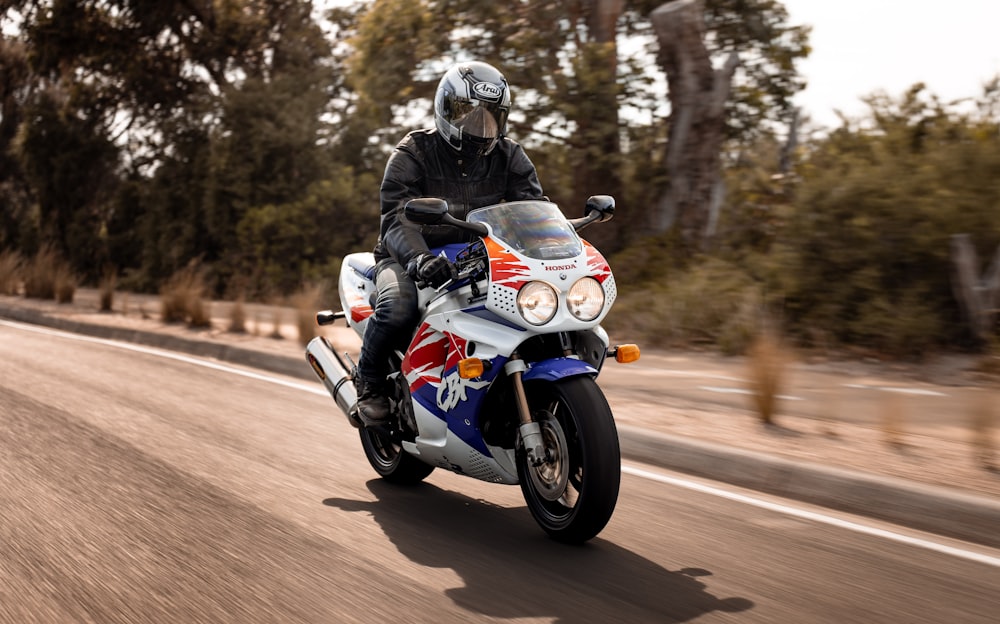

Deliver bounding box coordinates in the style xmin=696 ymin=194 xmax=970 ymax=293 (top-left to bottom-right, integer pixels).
xmin=505 ymin=353 xmax=547 ymax=467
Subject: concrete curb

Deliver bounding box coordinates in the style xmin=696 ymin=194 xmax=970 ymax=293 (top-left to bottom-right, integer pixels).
xmin=4 ymin=303 xmax=1000 ymax=549
xmin=618 ymin=426 xmax=1000 ymax=549
xmin=0 ymin=303 xmax=311 ymax=380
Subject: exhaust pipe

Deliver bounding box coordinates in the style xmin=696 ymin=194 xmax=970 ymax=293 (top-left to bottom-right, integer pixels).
xmin=305 ymin=336 xmax=363 ymax=428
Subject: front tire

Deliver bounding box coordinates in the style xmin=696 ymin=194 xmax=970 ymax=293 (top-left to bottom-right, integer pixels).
xmin=517 ymin=377 xmax=621 ymax=544
xmin=359 ymin=427 xmax=435 ymax=485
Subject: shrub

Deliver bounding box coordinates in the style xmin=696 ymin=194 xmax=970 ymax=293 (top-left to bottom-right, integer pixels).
xmin=160 ymin=263 xmax=211 ymax=328
xmin=0 ymin=250 xmax=23 ymax=295
xmin=607 ymin=257 xmax=767 ymax=354
xmin=970 ymin=391 xmax=996 ymax=470
xmin=54 ymin=265 xmax=75 ymax=303
xmin=99 ymin=270 xmax=116 ymax=312
xmin=228 ymin=297 xmax=247 ymax=333
xmin=291 ymin=283 xmax=323 ymax=347
xmin=746 ymin=329 xmax=790 ymax=425
xmin=23 ymin=246 xmax=75 ymax=301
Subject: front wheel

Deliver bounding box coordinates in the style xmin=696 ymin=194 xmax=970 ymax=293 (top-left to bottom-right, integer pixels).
xmin=359 ymin=427 xmax=435 ymax=485
xmin=517 ymin=377 xmax=621 ymax=544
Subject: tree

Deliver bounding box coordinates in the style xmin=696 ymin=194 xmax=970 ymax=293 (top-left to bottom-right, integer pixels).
xmin=0 ymin=36 xmax=36 ymax=252
xmin=342 ymin=0 xmax=808 ymax=253
xmin=3 ymin=0 xmax=369 ymax=293
xmin=650 ymin=0 xmax=737 ymax=248
xmin=13 ymin=87 xmax=119 ymax=275
xmin=778 ymin=84 xmax=1000 ymax=353
xmin=644 ymin=0 xmax=809 ymax=250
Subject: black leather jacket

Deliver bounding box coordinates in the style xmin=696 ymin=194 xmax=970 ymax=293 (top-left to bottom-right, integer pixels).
xmin=373 ymin=128 xmax=544 ymax=267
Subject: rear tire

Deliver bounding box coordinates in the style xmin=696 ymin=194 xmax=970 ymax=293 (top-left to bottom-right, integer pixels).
xmin=359 ymin=427 xmax=435 ymax=485
xmin=517 ymin=377 xmax=621 ymax=544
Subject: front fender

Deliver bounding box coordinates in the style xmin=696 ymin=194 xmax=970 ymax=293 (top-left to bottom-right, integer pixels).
xmin=522 ymin=357 xmax=598 ymax=382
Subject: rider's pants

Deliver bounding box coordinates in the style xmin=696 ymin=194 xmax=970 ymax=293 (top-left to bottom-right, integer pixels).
xmin=357 ymin=258 xmax=421 ymax=387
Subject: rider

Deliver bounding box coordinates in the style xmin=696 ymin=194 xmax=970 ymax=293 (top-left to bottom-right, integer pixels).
xmin=355 ymin=60 xmax=544 ymax=426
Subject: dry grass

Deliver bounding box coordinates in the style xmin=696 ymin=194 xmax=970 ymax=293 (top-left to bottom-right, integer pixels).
xmin=23 ymin=246 xmax=75 ymax=302
xmin=228 ymin=297 xmax=247 ymax=333
xmin=268 ymin=310 xmax=285 ymax=340
xmin=291 ymin=284 xmax=323 ymax=347
xmin=970 ymin=391 xmax=997 ymax=470
xmin=973 ymin=352 xmax=1000 ymax=378
xmin=160 ymin=263 xmax=212 ymax=328
xmin=607 ymin=259 xmax=765 ymax=355
xmin=0 ymin=250 xmax=23 ymax=295
xmin=54 ymin=266 xmax=76 ymax=303
xmin=99 ymin=271 xmax=116 ymax=312
xmin=746 ymin=330 xmax=790 ymax=425
xmin=880 ymin=393 xmax=907 ymax=449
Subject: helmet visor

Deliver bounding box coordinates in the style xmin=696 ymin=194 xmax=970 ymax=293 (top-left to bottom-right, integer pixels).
xmin=452 ymin=100 xmax=507 ymax=140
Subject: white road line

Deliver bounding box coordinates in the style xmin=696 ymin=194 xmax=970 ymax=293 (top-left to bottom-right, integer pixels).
xmin=628 ymin=368 xmax=744 ymax=382
xmin=622 ymin=465 xmax=1000 ymax=569
xmin=698 ymin=386 xmax=804 ymax=401
xmin=0 ymin=319 xmax=328 ymax=397
xmin=842 ymin=383 xmax=947 ymax=397
xmin=5 ymin=318 xmax=998 ymax=568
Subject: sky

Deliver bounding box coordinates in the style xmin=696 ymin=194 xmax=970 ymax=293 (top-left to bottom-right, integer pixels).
xmin=780 ymin=0 xmax=1000 ymax=128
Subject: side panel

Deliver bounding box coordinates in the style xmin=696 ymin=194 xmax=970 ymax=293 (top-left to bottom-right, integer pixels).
xmin=401 ymin=318 xmax=508 ymax=454
xmin=401 ymin=307 xmax=526 ymax=483
xmin=338 ymin=252 xmax=376 ymax=336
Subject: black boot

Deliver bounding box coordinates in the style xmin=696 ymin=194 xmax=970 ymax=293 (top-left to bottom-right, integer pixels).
xmin=355 ymin=378 xmax=390 ymax=426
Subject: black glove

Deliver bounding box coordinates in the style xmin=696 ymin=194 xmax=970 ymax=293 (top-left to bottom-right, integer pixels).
xmin=407 ymin=254 xmax=457 ymax=288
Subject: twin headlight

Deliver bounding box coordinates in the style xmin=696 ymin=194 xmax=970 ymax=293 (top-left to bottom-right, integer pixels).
xmin=516 ymin=277 xmax=605 ymax=325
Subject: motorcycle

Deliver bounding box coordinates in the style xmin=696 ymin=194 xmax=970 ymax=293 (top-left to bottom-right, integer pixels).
xmin=305 ymin=195 xmax=640 ymax=544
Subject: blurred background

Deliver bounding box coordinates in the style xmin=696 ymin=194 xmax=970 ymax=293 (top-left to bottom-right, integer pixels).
xmin=2 ymin=0 xmax=999 ymax=359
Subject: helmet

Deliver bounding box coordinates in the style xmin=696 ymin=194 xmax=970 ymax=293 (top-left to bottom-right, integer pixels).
xmin=434 ymin=61 xmax=510 ymax=158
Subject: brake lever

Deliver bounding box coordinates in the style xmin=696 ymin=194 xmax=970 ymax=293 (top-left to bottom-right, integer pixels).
xmin=433 ymin=266 xmax=479 ymax=293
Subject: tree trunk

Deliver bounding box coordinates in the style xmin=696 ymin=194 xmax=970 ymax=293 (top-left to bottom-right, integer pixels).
xmin=566 ymin=0 xmax=627 ymax=253
xmin=586 ymin=0 xmax=627 ymax=44
xmin=950 ymin=234 xmax=1000 ymax=344
xmin=650 ymin=0 xmax=738 ymax=250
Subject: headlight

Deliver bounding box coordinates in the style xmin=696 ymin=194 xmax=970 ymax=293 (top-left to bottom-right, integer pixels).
xmin=517 ymin=281 xmax=558 ymax=325
xmin=567 ymin=277 xmax=605 ymax=321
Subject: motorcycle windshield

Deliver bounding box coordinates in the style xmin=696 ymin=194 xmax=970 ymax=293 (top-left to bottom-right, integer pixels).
xmin=467 ymin=201 xmax=582 ymax=260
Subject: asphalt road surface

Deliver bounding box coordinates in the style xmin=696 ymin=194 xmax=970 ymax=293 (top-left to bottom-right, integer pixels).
xmin=2 ymin=320 xmax=999 ymax=624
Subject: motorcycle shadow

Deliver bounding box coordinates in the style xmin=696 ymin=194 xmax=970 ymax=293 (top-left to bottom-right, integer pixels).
xmin=323 ymin=479 xmax=753 ymax=623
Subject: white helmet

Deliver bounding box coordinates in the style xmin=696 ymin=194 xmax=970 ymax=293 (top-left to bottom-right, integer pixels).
xmin=434 ymin=61 xmax=510 ymax=158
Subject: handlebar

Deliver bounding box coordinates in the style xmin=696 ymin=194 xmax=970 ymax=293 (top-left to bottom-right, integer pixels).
xmin=415 ymin=262 xmax=483 ymax=292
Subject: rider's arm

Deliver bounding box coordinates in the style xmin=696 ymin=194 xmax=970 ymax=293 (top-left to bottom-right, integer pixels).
xmin=377 ymin=137 xmax=432 ymax=268
xmin=503 ymin=140 xmax=544 ymax=201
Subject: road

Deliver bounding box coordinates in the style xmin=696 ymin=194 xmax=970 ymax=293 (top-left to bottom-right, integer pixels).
xmin=2 ymin=321 xmax=998 ymax=623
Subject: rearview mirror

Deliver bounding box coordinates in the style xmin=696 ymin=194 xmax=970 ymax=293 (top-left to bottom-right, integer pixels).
xmin=404 ymin=198 xmax=449 ymax=225
xmin=585 ymin=195 xmax=615 ymax=223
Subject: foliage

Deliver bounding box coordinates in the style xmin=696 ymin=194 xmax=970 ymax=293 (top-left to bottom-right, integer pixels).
xmin=236 ymin=174 xmax=376 ymax=298
xmin=341 ymin=0 xmax=810 ymax=251
xmin=778 ymin=85 xmax=1000 ymax=354
xmin=21 ymin=245 xmax=75 ymax=301
xmin=160 ymin=262 xmax=211 ymax=328
xmin=607 ymin=255 xmax=767 ymax=354
xmin=626 ymin=0 xmax=812 ymax=143
xmin=6 ymin=1 xmax=999 ymax=355
xmin=2 ymin=0 xmax=371 ymax=297
xmin=2 ymin=0 xmax=808 ymax=295
xmin=606 ymin=81 xmax=1000 ymax=356
xmin=0 ymin=250 xmax=24 ymax=295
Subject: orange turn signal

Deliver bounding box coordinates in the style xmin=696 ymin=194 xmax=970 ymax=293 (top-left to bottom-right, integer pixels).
xmin=613 ymin=344 xmax=641 ymax=364
xmin=458 ymin=357 xmax=485 ymax=379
